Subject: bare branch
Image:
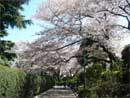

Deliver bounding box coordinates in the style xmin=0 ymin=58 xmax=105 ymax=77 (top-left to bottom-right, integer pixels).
xmin=119 ymin=6 xmax=130 ymax=16
xmin=114 ymin=24 xmax=129 ymax=30
xmin=126 ymin=0 xmax=130 ymax=6
xmin=98 ymin=9 xmax=128 ymax=18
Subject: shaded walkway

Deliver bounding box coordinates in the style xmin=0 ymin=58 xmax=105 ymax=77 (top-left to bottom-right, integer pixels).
xmin=35 ymin=86 xmax=78 ymax=98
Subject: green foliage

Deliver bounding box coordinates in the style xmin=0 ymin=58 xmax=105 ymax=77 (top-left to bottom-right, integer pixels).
xmin=85 ymin=64 xmax=104 ymax=82
xmin=79 ymin=88 xmax=98 ymax=98
xmin=0 ymin=0 xmax=31 ymax=66
xmin=120 ymin=44 xmax=130 ymax=96
xmin=67 ymin=61 xmax=130 ymax=98
xmin=67 ymin=74 xmax=80 ymax=91
xmin=24 ymin=73 xmax=55 ymax=98
xmin=122 ymin=44 xmax=130 ymax=64
xmin=78 ymin=64 xmax=105 ymax=98
xmin=0 ymin=0 xmax=31 ymax=30
xmin=0 ymin=65 xmax=26 ymax=98
xmin=121 ymin=44 xmax=130 ymax=84
xmin=0 ymin=65 xmax=55 ymax=98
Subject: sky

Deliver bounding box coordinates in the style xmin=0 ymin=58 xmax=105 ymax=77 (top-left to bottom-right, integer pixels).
xmin=4 ymin=0 xmax=46 ymax=42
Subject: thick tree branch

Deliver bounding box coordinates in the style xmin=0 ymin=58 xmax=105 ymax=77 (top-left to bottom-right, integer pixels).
xmin=48 ymin=38 xmax=85 ymax=51
xmin=61 ymin=52 xmax=111 ymax=64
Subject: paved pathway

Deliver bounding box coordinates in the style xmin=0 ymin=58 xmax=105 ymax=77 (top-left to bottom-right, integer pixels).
xmin=35 ymin=86 xmax=78 ymax=98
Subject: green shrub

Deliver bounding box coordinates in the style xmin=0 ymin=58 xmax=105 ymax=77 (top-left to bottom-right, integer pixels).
xmin=0 ymin=65 xmax=55 ymax=98
xmin=0 ymin=65 xmax=26 ymax=98
xmin=24 ymin=73 xmax=55 ymax=98
xmin=79 ymin=88 xmax=98 ymax=98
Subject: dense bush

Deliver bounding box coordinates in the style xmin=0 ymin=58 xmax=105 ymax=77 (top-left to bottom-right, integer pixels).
xmin=23 ymin=72 xmax=55 ymax=98
xmin=0 ymin=65 xmax=54 ymax=98
xmin=0 ymin=65 xmax=26 ymax=98
xmin=67 ymin=62 xmax=130 ymax=98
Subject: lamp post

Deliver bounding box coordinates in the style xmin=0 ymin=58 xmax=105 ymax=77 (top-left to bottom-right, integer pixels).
xmin=63 ymin=74 xmax=67 ymax=88
xmin=82 ymin=50 xmax=88 ymax=89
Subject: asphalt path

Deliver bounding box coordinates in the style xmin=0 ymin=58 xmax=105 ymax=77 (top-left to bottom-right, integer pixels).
xmin=35 ymin=86 xmax=78 ymax=98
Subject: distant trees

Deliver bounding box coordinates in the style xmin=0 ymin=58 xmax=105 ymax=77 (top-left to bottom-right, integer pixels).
xmin=0 ymin=0 xmax=31 ymax=66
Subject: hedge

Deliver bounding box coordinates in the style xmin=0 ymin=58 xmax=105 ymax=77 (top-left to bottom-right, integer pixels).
xmin=23 ymin=72 xmax=55 ymax=98
xmin=0 ymin=65 xmax=55 ymax=98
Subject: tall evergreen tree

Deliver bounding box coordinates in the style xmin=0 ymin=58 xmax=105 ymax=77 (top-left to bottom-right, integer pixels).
xmin=0 ymin=0 xmax=31 ymax=66
xmin=121 ymin=44 xmax=130 ymax=96
xmin=121 ymin=44 xmax=130 ymax=83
